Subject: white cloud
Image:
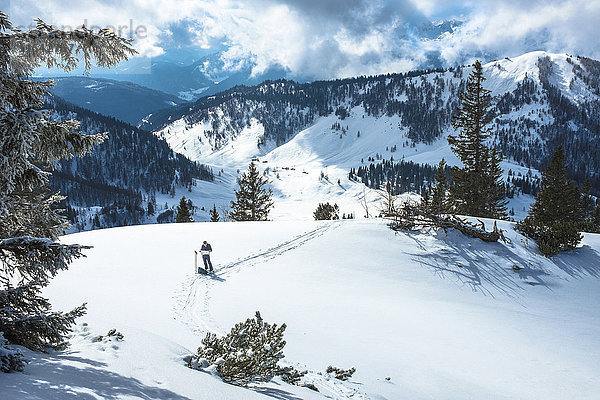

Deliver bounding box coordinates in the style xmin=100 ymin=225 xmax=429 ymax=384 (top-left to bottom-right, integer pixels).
xmin=434 ymin=0 xmax=600 ymax=65
xmin=5 ymin=0 xmax=600 ymax=79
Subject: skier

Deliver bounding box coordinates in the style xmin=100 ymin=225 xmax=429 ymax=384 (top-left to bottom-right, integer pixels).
xmin=196 ymin=240 xmax=214 ymax=273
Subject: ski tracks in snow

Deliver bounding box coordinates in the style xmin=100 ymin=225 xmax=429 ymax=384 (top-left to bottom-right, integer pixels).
xmin=172 ymin=221 xmax=373 ymax=400
xmin=172 ymin=222 xmax=337 ymax=336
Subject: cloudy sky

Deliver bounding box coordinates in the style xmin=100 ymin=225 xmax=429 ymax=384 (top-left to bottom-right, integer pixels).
xmin=2 ymin=0 xmax=599 ymax=80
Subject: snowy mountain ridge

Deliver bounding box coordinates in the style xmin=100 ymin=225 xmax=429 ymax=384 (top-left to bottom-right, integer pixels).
xmin=150 ymin=51 xmax=599 ymax=165
xmin=138 ymin=51 xmax=600 ymax=221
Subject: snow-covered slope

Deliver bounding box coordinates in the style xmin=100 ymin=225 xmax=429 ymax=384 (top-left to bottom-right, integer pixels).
xmin=1 ymin=219 xmax=599 ymax=399
xmin=149 ymin=51 xmax=600 ymax=222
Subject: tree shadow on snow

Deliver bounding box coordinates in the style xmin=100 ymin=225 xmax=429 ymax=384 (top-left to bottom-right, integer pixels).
xmin=250 ymin=385 xmax=305 ymax=400
xmin=53 ymin=354 xmax=109 ymax=368
xmin=551 ymin=244 xmax=600 ymax=278
xmin=400 ymin=227 xmax=600 ymax=301
xmin=400 ymin=229 xmax=553 ymax=301
xmin=1 ymin=353 xmax=192 ymax=400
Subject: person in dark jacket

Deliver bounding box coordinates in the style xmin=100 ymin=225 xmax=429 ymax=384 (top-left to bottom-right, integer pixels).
xmin=199 ymin=240 xmax=213 ymax=272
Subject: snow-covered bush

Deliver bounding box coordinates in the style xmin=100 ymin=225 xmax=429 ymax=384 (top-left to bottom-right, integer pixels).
xmin=189 ymin=311 xmax=293 ymax=386
xmin=326 ymin=365 xmax=356 ymax=381
xmin=0 ymin=332 xmax=25 ymax=373
xmin=93 ymin=329 xmax=124 ymax=342
xmin=278 ymin=365 xmax=307 ymax=385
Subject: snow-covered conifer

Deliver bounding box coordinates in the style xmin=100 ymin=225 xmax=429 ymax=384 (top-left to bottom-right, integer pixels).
xmin=0 ymin=12 xmax=135 ymax=355
xmin=0 ymin=332 xmax=25 ymax=373
xmin=229 ymin=162 xmax=274 ymax=221
xmin=210 ymin=204 xmax=220 ymax=222
xmin=189 ymin=311 xmax=288 ymax=386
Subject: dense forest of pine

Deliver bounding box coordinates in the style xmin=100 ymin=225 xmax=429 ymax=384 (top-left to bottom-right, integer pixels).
xmin=47 ymin=97 xmax=214 ymax=230
xmin=348 ymin=159 xmax=531 ymax=206
xmin=349 ymin=159 xmax=441 ymax=195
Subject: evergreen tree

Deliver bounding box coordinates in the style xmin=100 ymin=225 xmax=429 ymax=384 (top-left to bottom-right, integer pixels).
xmin=147 ymin=200 xmax=155 ymax=216
xmin=313 ymin=203 xmax=340 ymax=220
xmin=176 ymin=196 xmax=194 ymax=222
xmin=484 ymin=147 xmax=509 ymax=217
xmin=421 ymin=187 xmax=431 ymax=211
xmin=592 ymin=203 xmax=600 ymax=233
xmin=189 ymin=311 xmax=290 ymax=386
xmin=579 ymin=179 xmax=598 ymax=232
xmin=448 ymin=60 xmax=507 ymax=218
xmin=429 ymin=159 xmax=451 ymax=215
xmin=0 ymin=11 xmax=134 ymax=363
xmin=517 ymin=146 xmax=582 ymax=257
xmin=229 ymin=162 xmax=274 ymax=221
xmin=210 ymin=204 xmax=220 ymax=222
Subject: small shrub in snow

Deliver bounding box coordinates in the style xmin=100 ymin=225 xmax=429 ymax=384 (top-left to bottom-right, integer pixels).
xmin=0 ymin=332 xmax=26 ymax=373
xmin=189 ymin=311 xmax=290 ymax=386
xmin=93 ymin=329 xmax=124 ymax=342
xmin=313 ymin=202 xmax=339 ymax=220
xmin=106 ymin=329 xmax=124 ymax=340
xmin=303 ymin=383 xmax=319 ymax=391
xmin=326 ymin=365 xmax=356 ymax=381
xmin=278 ymin=365 xmax=307 ymax=385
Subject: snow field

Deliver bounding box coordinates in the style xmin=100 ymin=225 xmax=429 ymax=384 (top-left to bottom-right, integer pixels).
xmin=2 ymin=218 xmax=599 ymax=399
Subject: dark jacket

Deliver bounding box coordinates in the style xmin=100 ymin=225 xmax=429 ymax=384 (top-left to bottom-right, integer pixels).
xmin=201 ymin=243 xmax=212 ymax=252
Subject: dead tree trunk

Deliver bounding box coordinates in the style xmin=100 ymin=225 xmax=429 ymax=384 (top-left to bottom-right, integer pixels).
xmin=388 ymin=201 xmax=507 ymax=243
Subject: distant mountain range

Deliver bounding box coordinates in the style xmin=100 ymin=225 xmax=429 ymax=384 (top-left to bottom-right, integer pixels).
xmin=40 ymin=17 xmax=467 ymax=106
xmin=100 ymin=52 xmax=291 ymax=102
xmin=147 ymin=51 xmax=600 ymax=195
xmin=46 ymin=77 xmax=185 ymax=125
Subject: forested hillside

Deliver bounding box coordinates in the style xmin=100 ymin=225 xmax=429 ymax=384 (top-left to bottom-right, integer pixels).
xmin=48 ymin=97 xmax=213 ymax=230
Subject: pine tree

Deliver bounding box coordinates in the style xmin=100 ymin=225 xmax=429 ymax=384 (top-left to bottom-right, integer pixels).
xmin=189 ymin=311 xmax=290 ymax=386
xmin=429 ymin=159 xmax=451 ymax=215
xmin=229 ymin=162 xmax=274 ymax=221
xmin=448 ymin=60 xmax=507 ymax=219
xmin=210 ymin=204 xmax=220 ymax=222
xmin=176 ymin=196 xmax=194 ymax=223
xmin=313 ymin=203 xmax=340 ymax=220
xmin=147 ymin=199 xmax=155 ymax=216
xmin=517 ymin=146 xmax=582 ymax=257
xmin=0 ymin=11 xmax=134 ymax=363
xmin=421 ymin=187 xmax=431 ymax=212
xmin=579 ymin=179 xmax=597 ymax=232
xmin=592 ymin=203 xmax=600 ymax=233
